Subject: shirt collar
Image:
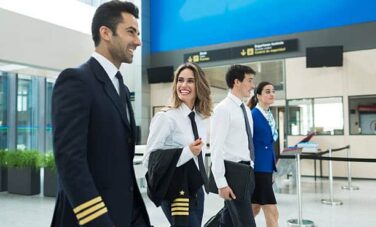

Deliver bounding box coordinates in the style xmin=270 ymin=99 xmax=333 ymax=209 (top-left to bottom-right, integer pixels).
xmin=227 ymin=92 xmax=243 ymax=106
xmin=92 ymin=52 xmax=119 ymax=81
xmin=179 ymin=103 xmax=195 ymax=117
xmin=256 ymin=103 xmax=269 ymax=114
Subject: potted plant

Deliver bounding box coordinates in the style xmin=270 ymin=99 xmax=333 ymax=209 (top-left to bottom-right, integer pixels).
xmin=43 ymin=152 xmax=57 ymax=197
xmin=0 ymin=150 xmax=7 ymax=191
xmin=6 ymin=150 xmax=42 ymax=195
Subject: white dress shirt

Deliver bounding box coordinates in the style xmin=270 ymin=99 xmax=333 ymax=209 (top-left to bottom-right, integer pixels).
xmin=92 ymin=52 xmax=120 ymax=94
xmin=143 ymin=103 xmax=209 ymax=170
xmin=210 ymin=92 xmax=254 ymax=189
xmin=92 ymin=52 xmax=130 ymax=121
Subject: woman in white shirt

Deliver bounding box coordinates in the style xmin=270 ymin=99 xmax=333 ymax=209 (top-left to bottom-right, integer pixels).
xmin=143 ymin=62 xmax=213 ymax=227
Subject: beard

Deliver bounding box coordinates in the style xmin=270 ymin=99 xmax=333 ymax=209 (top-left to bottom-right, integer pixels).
xmin=115 ymin=49 xmax=133 ymax=64
xmin=109 ymin=41 xmax=133 ymax=64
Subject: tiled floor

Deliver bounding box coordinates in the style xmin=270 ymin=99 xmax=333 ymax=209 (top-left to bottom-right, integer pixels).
xmin=0 ymin=177 xmax=375 ymax=227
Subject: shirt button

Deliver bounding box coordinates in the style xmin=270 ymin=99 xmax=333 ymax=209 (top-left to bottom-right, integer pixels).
xmin=265 ymin=146 xmax=268 ymax=149
xmin=130 ymin=186 xmax=134 ymax=192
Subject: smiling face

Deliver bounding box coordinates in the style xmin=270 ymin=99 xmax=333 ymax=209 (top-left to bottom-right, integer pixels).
xmin=106 ymin=12 xmax=141 ymax=67
xmin=176 ymin=68 xmax=196 ymax=109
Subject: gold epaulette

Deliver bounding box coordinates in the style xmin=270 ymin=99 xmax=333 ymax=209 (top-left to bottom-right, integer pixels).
xmin=73 ymin=196 xmax=108 ymax=225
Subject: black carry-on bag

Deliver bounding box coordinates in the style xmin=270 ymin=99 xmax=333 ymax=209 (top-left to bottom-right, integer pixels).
xmin=204 ymin=208 xmax=224 ymax=227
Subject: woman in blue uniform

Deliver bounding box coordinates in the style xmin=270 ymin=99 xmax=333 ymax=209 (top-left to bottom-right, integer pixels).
xmin=248 ymin=81 xmax=279 ymax=227
xmin=143 ymin=62 xmax=213 ymax=226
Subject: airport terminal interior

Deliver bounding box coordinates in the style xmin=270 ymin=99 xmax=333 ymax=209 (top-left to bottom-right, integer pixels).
xmin=1 ymin=0 xmax=376 ymax=226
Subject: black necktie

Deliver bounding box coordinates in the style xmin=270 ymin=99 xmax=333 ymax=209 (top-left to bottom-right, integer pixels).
xmin=115 ymin=71 xmax=130 ymax=125
xmin=240 ymin=103 xmax=255 ymax=163
xmin=188 ymin=111 xmax=209 ymax=193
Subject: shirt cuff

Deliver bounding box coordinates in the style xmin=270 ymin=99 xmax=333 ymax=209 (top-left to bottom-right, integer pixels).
xmin=215 ymin=177 xmax=228 ymax=189
xmin=176 ymin=146 xmax=195 ymax=167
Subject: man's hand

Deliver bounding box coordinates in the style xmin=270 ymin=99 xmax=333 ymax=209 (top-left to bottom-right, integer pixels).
xmin=219 ymin=186 xmax=236 ymax=200
xmin=189 ymin=138 xmax=204 ymax=156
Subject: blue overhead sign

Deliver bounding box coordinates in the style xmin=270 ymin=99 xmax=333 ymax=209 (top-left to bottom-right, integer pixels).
xmin=151 ymin=0 xmax=376 ymax=53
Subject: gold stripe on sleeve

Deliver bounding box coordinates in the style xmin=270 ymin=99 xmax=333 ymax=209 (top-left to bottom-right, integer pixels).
xmin=73 ymin=196 xmax=102 ymax=214
xmin=78 ymin=207 xmax=108 ymax=225
xmin=171 ymin=207 xmax=189 ymax=212
xmin=173 ymin=198 xmax=189 ymax=202
xmin=171 ymin=211 xmax=189 ymax=216
xmin=171 ymin=202 xmax=189 ymax=207
xmin=76 ymin=202 xmax=105 ymax=220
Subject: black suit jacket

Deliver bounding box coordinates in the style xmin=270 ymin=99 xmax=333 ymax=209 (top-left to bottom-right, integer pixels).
xmin=146 ymin=148 xmax=182 ymax=207
xmin=51 ymin=58 xmax=150 ymax=227
xmin=146 ymin=148 xmax=203 ymax=206
xmin=146 ymin=148 xmax=203 ymax=226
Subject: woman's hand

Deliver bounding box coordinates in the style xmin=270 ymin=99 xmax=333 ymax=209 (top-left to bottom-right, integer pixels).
xmin=189 ymin=138 xmax=204 ymax=156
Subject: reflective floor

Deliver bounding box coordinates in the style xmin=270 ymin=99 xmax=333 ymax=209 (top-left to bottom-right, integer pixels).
xmin=0 ymin=177 xmax=375 ymax=227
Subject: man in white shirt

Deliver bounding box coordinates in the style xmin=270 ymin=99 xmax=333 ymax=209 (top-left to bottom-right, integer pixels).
xmin=211 ymin=64 xmax=257 ymax=227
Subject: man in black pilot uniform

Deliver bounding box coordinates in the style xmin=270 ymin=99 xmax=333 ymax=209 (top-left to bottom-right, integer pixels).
xmin=51 ymin=1 xmax=150 ymax=226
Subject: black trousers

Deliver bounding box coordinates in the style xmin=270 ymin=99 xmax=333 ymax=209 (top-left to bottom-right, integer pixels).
xmin=220 ymin=168 xmax=256 ymax=227
xmin=131 ymin=195 xmax=150 ymax=227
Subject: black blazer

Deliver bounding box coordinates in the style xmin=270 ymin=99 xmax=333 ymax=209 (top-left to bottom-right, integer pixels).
xmin=146 ymin=148 xmax=203 ymax=226
xmin=146 ymin=148 xmax=203 ymax=205
xmin=51 ymin=58 xmax=150 ymax=227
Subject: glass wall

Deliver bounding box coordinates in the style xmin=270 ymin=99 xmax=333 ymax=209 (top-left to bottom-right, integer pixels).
xmin=0 ymin=68 xmax=56 ymax=152
xmin=287 ymin=97 xmax=344 ymax=135
xmin=287 ymin=99 xmax=313 ymax=135
xmin=46 ymin=81 xmax=54 ymax=152
xmin=349 ymin=95 xmax=376 ymax=135
xmin=0 ymin=72 xmax=8 ymax=149
xmin=314 ymin=97 xmax=343 ymax=135
xmin=16 ymin=75 xmax=39 ymax=150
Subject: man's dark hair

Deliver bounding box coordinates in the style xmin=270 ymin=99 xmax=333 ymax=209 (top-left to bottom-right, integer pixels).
xmin=225 ymin=64 xmax=256 ymax=88
xmin=91 ymin=0 xmax=139 ymax=46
